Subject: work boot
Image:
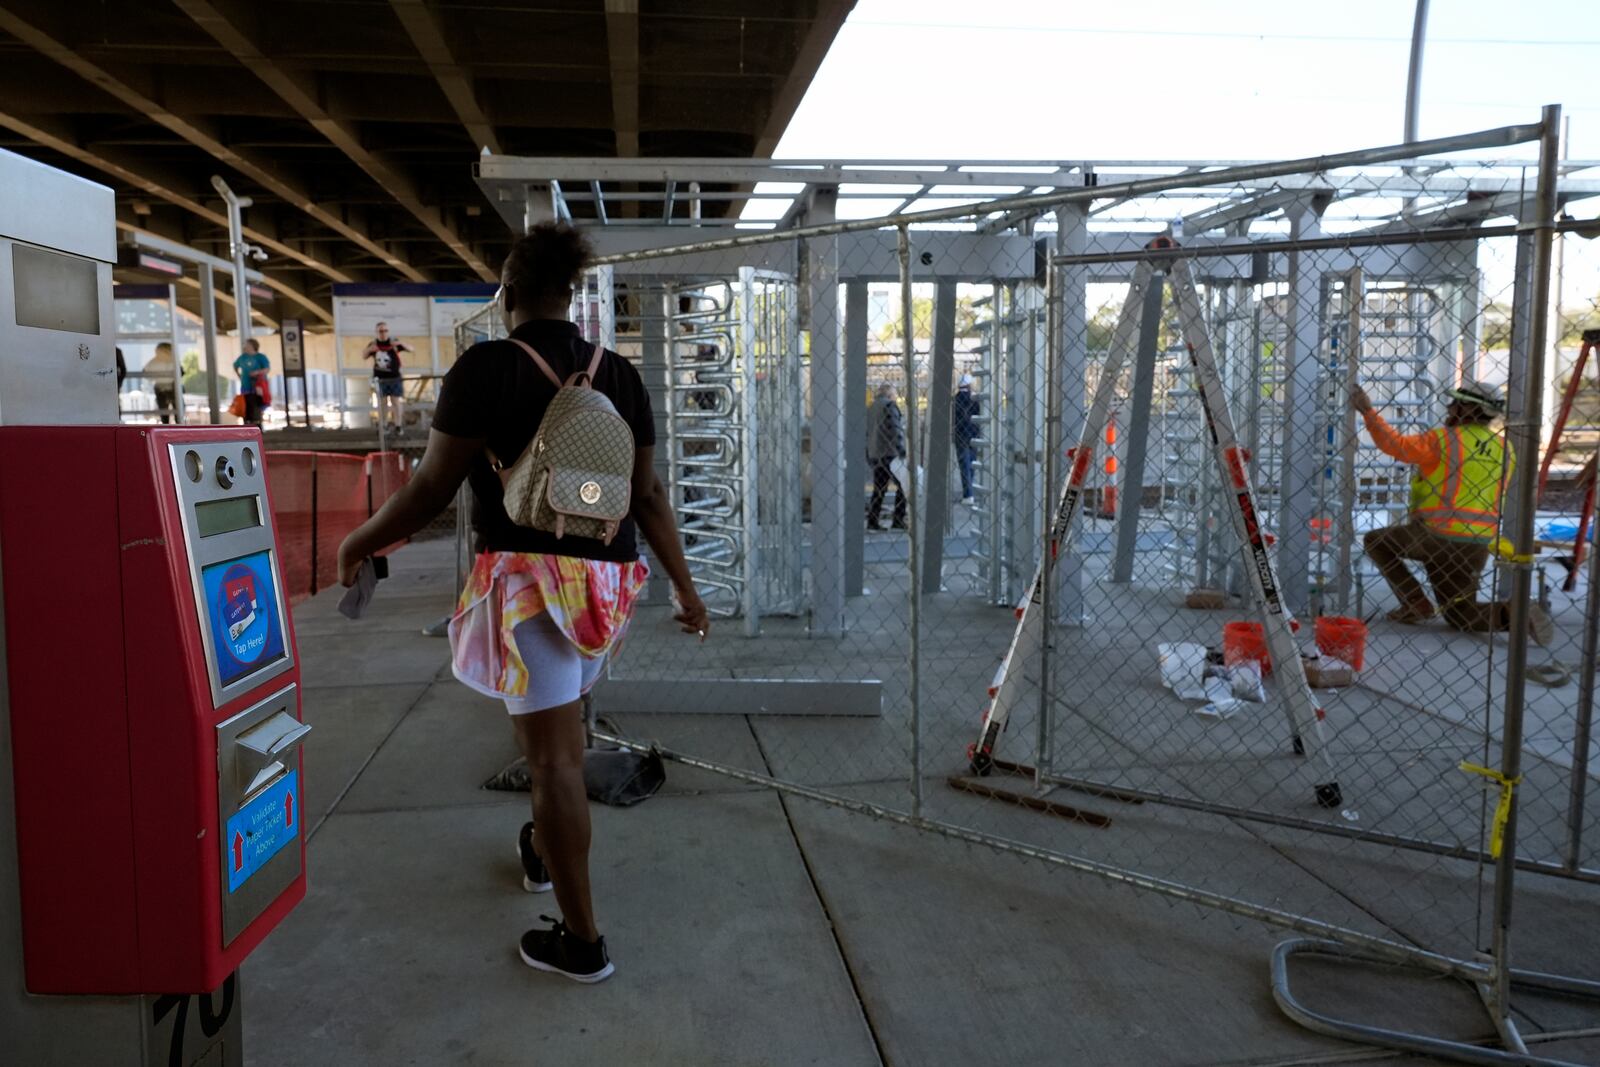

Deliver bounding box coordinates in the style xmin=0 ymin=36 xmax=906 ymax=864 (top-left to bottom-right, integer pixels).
xmin=1386 ymin=601 xmax=1436 ymax=625
xmin=1528 ymin=603 xmax=1555 ymax=647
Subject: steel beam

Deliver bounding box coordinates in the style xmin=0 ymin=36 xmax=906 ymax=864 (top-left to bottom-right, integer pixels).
xmin=807 ymin=188 xmax=846 ymax=636
xmin=197 ymin=263 xmax=222 ymax=423
xmin=844 ymin=280 xmax=869 ymax=597
xmin=920 ymin=281 xmax=957 ymax=594
xmin=115 ymin=219 xmax=331 ymax=326
xmin=0 ymin=5 xmax=427 ymax=281
xmin=1054 ymin=208 xmax=1088 ymax=624
xmin=1182 ymin=189 xmax=1328 ymax=235
xmin=752 ymin=0 xmax=855 ymax=157
xmin=604 ymin=0 xmax=640 ymax=157
xmin=1110 ymin=274 xmax=1165 ymax=583
xmin=1276 ymin=203 xmax=1327 ymax=616
xmin=388 ymin=0 xmax=502 ymax=155
xmin=0 ymin=111 xmax=352 ymax=289
xmin=173 ymin=0 xmax=492 ymax=280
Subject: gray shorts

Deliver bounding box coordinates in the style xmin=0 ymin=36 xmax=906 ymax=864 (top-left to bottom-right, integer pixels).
xmin=502 ymin=613 xmax=607 ymax=715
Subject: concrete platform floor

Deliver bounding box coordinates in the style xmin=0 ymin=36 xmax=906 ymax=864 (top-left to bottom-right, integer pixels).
xmin=246 ymin=540 xmax=1600 ymax=1066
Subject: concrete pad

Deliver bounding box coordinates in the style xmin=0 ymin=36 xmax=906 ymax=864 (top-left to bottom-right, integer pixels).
xmin=296 ymin=682 xmax=426 ymax=827
xmin=245 ymin=794 xmax=880 ymax=1067
xmin=292 ymin=592 xmax=454 ymax=639
xmin=296 ymin=627 xmax=451 ymax=690
xmin=336 ymin=682 xmax=519 ymax=814
xmin=778 ymin=782 xmax=1383 ymax=1066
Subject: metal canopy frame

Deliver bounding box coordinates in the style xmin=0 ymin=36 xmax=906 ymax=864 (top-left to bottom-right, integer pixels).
xmin=475 ymin=154 xmax=1600 ymax=245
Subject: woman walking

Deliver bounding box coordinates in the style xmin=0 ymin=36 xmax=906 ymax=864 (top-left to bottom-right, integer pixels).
xmin=338 ymin=222 xmax=709 ymax=983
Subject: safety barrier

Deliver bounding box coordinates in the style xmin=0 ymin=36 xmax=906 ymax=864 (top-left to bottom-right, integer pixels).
xmin=264 ymin=450 xmax=412 ymax=602
xmin=536 ymin=107 xmax=1600 ymax=1064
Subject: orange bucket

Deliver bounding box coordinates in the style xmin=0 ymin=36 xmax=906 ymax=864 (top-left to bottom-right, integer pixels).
xmin=1314 ymin=615 xmax=1367 ymax=672
xmin=1223 ymin=621 xmax=1272 ymax=675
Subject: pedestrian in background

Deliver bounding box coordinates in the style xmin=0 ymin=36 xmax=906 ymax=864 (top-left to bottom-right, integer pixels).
xmin=952 ymin=372 xmax=980 ymax=503
xmin=867 ymin=382 xmax=908 ymax=531
xmin=148 ymin=341 xmax=178 ymax=424
xmin=233 ymin=338 xmax=271 ymax=426
xmin=364 ymin=322 xmax=411 ymax=433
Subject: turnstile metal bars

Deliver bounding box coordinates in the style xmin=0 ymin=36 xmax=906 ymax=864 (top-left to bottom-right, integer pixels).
xmin=974 ymin=281 xmax=1046 ymax=608
xmin=652 ymin=270 xmax=805 ymax=637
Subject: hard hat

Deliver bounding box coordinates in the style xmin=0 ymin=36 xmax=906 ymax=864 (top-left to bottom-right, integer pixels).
xmin=959 ymin=373 xmax=974 ymax=388
xmin=1447 ymin=381 xmax=1505 ymax=415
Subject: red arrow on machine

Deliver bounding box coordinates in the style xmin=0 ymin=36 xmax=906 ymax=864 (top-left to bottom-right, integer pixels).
xmin=284 ymin=792 xmax=295 ymax=828
xmin=232 ymin=832 xmax=244 ymax=872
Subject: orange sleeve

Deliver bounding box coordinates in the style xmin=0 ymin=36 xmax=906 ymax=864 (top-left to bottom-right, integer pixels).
xmin=1361 ymin=409 xmax=1441 ymax=473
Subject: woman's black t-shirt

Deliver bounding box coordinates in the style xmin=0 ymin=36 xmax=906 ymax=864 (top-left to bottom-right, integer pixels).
xmin=431 ymin=319 xmax=656 ymax=562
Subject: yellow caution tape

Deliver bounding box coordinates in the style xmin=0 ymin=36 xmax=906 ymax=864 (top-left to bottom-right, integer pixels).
xmin=1459 ymin=761 xmax=1522 ymax=858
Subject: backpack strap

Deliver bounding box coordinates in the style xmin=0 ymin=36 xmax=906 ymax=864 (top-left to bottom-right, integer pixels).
xmin=507 ymin=338 xmax=564 ymax=389
xmin=568 ymin=343 xmax=604 ymax=388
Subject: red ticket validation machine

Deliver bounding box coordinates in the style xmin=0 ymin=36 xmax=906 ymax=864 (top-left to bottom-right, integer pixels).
xmin=0 ymin=427 xmax=307 ymax=1057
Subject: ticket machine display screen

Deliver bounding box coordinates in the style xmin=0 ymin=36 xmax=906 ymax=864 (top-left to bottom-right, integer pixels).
xmin=195 ymin=494 xmax=261 ymax=538
xmin=201 ymin=550 xmax=286 ymax=686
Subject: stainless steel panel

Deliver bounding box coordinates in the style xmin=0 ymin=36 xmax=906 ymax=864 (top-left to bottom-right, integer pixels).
xmin=215 ymin=686 xmax=304 ymax=945
xmin=167 ymin=441 xmax=295 ymax=708
xmin=0 ymin=148 xmax=116 ymax=263
xmin=12 ymin=245 xmax=100 ymax=334
xmin=0 ymin=240 xmax=117 ymax=425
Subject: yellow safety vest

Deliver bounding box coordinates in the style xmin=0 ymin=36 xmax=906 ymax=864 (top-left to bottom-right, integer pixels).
xmin=1410 ymin=423 xmax=1511 ymax=543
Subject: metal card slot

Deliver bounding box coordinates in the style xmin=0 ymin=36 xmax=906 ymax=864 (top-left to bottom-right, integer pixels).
xmin=234 ymin=710 xmax=311 ymax=798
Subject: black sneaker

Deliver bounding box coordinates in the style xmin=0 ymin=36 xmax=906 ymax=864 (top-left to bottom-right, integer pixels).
xmin=517 ymin=822 xmax=552 ymax=893
xmin=519 ymin=916 xmax=614 ymax=984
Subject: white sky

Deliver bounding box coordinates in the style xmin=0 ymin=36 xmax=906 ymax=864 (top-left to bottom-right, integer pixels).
xmin=766 ymin=1 xmax=1600 ymax=312
xmin=775 ymin=0 xmax=1600 ymax=160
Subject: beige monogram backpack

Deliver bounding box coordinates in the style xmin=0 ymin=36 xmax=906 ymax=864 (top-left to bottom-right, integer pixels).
xmin=488 ymin=339 xmax=636 ymax=544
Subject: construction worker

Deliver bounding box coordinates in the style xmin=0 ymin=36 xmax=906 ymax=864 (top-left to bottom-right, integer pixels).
xmin=1352 ymin=381 xmax=1553 ymax=644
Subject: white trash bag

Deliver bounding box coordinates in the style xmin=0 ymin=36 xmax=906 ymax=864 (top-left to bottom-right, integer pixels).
xmin=1157 ymin=642 xmax=1209 ymax=701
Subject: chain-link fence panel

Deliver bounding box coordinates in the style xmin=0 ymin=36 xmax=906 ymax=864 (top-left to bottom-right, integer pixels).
xmin=473 ymin=110 xmax=1600 ymax=1063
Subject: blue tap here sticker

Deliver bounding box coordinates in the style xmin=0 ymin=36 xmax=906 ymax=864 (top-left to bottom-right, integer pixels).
xmin=225 ymin=771 xmax=299 ymax=893
xmin=201 ymin=550 xmax=285 ymax=686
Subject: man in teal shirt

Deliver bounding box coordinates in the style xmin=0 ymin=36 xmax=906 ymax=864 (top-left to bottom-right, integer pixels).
xmin=232 ymin=339 xmax=271 ymax=426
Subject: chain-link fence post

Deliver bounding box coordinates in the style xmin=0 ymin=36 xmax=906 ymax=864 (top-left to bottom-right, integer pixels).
xmin=898 ymin=223 xmax=923 ymax=817
xmin=1033 ymin=255 xmax=1059 ymax=789
xmin=1488 ymin=102 xmax=1563 ymax=1034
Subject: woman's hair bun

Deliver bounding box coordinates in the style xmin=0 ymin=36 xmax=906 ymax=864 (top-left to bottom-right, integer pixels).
xmin=501 ymin=222 xmax=594 ymax=300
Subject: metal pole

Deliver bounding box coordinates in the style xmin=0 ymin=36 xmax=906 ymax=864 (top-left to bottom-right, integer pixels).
xmin=844 ymin=281 xmax=869 ymax=597
xmin=1403 ymin=0 xmax=1429 ymax=144
xmin=738 ymin=268 xmax=761 ymax=638
xmin=1111 ymin=275 xmax=1164 ymax=583
xmin=210 ymin=177 xmax=253 ymax=348
xmin=166 ymin=282 xmax=185 ymax=425
xmin=1567 ymin=506 xmax=1600 ymax=871
xmin=1337 ymin=268 xmax=1363 ymax=613
xmin=898 ymin=225 xmax=922 ymax=816
xmin=198 ymin=263 xmax=221 ymax=424
xmin=920 ymin=281 xmax=956 ymax=594
xmin=1279 ymin=205 xmax=1325 ymax=617
xmin=1491 ymin=102 xmax=1562 ymax=1021
xmin=1034 ymin=257 xmax=1060 ymax=788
